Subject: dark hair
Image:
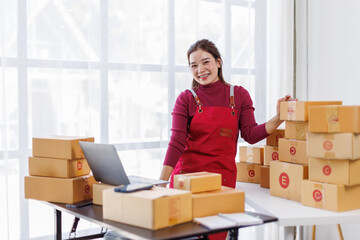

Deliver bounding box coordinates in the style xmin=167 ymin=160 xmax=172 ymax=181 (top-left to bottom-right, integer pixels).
xmin=187 ymin=39 xmax=226 ymax=89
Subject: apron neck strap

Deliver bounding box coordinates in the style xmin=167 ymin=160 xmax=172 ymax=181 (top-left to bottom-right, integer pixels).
xmin=189 ymin=85 xmax=235 ymax=108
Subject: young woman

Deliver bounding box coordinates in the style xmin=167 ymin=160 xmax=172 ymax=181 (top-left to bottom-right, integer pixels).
xmin=160 ymin=39 xmax=293 ymax=188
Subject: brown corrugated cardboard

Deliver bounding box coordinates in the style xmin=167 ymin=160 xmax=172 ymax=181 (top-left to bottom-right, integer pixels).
xmin=308 ymin=105 xmax=360 ymax=133
xmin=93 ymin=182 xmax=116 ymax=205
xmin=266 ymin=129 xmax=285 ymax=146
xmin=173 ymin=172 xmax=221 ymax=193
xmin=28 ymin=156 xmax=90 ymax=178
xmin=302 ymin=180 xmax=360 ymax=212
xmin=307 ymin=133 xmax=360 ymax=159
xmin=239 ymin=146 xmax=264 ymax=164
xmin=32 ymin=136 xmax=94 ymax=159
xmin=280 ymin=101 xmax=342 ymax=121
xmin=270 ymin=161 xmax=308 ymax=202
xmin=260 ymin=166 xmax=270 ymax=189
xmin=309 ymin=157 xmax=360 ymax=186
xmin=103 ymin=187 xmax=192 ymax=230
xmin=278 ymin=138 xmax=308 ymax=165
xmin=236 ymin=162 xmax=261 ymax=184
xmin=24 ymin=175 xmax=95 ymax=204
xmin=264 ymin=145 xmax=279 ymax=166
xmin=285 ymin=121 xmax=308 ymax=140
xmin=192 ymin=186 xmax=245 ymax=218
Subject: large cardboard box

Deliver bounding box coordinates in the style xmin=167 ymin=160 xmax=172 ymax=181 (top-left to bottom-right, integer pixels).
xmin=93 ymin=182 xmax=116 ymax=205
xmin=309 ymin=158 xmax=360 ymax=186
xmin=302 ymin=180 xmax=360 ymax=212
xmin=260 ymin=166 xmax=270 ymax=189
xmin=264 ymin=145 xmax=279 ymax=166
xmin=236 ymin=162 xmax=261 ymax=184
xmin=266 ymin=129 xmax=285 ymax=146
xmin=239 ymin=146 xmax=264 ymax=164
xmin=24 ymin=175 xmax=95 ymax=204
xmin=280 ymin=101 xmax=342 ymax=121
xmin=32 ymin=136 xmax=94 ymax=159
xmin=278 ymin=138 xmax=308 ymax=165
xmin=309 ymin=105 xmax=360 ymax=133
xmin=103 ymin=187 xmax=192 ymax=230
xmin=192 ymin=186 xmax=244 ymax=218
xmin=307 ymin=133 xmax=360 ymax=159
xmin=285 ymin=121 xmax=308 ymax=140
xmin=28 ymin=156 xmax=90 ymax=178
xmin=270 ymin=161 xmax=308 ymax=202
xmin=173 ymin=172 xmax=221 ymax=193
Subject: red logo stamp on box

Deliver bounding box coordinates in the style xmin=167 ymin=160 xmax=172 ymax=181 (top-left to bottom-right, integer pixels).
xmin=328 ymin=115 xmax=339 ymax=124
xmin=248 ymin=170 xmax=255 ymax=177
xmin=288 ymin=107 xmax=294 ymax=114
xmin=313 ymin=189 xmax=322 ymax=202
xmin=84 ymin=184 xmax=90 ymax=194
xmin=77 ymin=161 xmax=83 ymax=170
xmin=290 ymin=146 xmax=296 ymax=155
xmin=323 ymin=140 xmax=333 ymax=151
xmin=279 ymin=172 xmax=289 ymax=188
xmin=272 ymin=152 xmax=279 ymax=160
xmin=323 ymin=165 xmax=332 ymax=176
xmin=179 ymin=180 xmax=184 ymax=188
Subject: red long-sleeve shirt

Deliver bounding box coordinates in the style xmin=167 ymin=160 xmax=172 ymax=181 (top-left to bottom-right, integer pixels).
xmin=163 ymin=80 xmax=268 ymax=167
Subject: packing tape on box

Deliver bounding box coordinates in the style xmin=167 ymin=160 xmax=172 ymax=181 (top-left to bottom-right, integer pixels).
xmin=313 ymin=183 xmax=325 ymax=209
xmin=288 ymin=102 xmax=296 ymax=120
xmin=168 ymin=197 xmax=181 ymax=225
xmin=295 ymin=122 xmax=306 ymax=139
xmin=289 ymin=141 xmax=298 ymax=163
xmin=326 ymin=106 xmax=340 ymax=132
xmin=322 ymin=134 xmax=335 ymax=158
xmin=246 ymin=147 xmax=254 ymax=163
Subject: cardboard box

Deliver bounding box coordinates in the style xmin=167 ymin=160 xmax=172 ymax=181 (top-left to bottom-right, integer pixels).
xmin=32 ymin=136 xmax=94 ymax=159
xmin=270 ymin=161 xmax=308 ymax=202
xmin=266 ymin=129 xmax=285 ymax=146
xmin=28 ymin=156 xmax=90 ymax=178
xmin=309 ymin=157 xmax=360 ymax=186
xmin=239 ymin=146 xmax=264 ymax=164
xmin=192 ymin=186 xmax=245 ymax=218
xmin=24 ymin=175 xmax=95 ymax=204
xmin=93 ymin=182 xmax=116 ymax=205
xmin=280 ymin=101 xmax=342 ymax=121
xmin=173 ymin=172 xmax=221 ymax=193
xmin=278 ymin=138 xmax=308 ymax=165
xmin=260 ymin=166 xmax=270 ymax=189
xmin=285 ymin=121 xmax=308 ymax=140
xmin=307 ymin=133 xmax=360 ymax=159
xmin=302 ymin=180 xmax=360 ymax=212
xmin=236 ymin=162 xmax=261 ymax=184
xmin=309 ymin=105 xmax=360 ymax=133
xmin=103 ymin=187 xmax=192 ymax=230
xmin=264 ymin=145 xmax=279 ymax=166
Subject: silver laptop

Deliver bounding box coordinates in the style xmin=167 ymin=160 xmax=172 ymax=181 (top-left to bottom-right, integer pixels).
xmin=79 ymin=141 xmax=168 ymax=186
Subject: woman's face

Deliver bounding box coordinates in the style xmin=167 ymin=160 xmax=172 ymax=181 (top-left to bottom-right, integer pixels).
xmin=189 ymin=49 xmax=221 ymax=86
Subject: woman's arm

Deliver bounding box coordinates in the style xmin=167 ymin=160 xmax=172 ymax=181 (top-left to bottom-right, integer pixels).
xmin=265 ymin=95 xmax=295 ymax=134
xmin=159 ymin=165 xmax=174 ymax=182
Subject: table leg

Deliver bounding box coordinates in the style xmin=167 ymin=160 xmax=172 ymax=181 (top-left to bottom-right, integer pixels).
xmin=296 ymin=226 xmax=304 ymax=240
xmin=55 ymin=209 xmax=62 ymax=240
xmin=282 ymin=226 xmax=295 ymax=240
xmin=229 ymin=228 xmax=239 ymax=240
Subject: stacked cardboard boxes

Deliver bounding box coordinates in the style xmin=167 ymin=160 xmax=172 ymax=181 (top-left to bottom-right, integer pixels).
xmin=236 ymin=145 xmax=264 ymax=184
xmin=270 ymin=101 xmax=341 ymax=202
xmin=302 ymin=105 xmax=360 ymax=212
xmin=25 ymin=136 xmax=96 ymax=204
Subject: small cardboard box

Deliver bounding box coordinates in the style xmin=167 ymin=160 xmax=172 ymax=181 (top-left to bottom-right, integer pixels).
xmin=239 ymin=146 xmax=264 ymax=164
xmin=280 ymin=101 xmax=342 ymax=121
xmin=93 ymin=182 xmax=116 ymax=205
xmin=285 ymin=121 xmax=308 ymax=140
xmin=264 ymin=145 xmax=279 ymax=166
xmin=309 ymin=105 xmax=360 ymax=133
xmin=260 ymin=166 xmax=270 ymax=189
xmin=103 ymin=187 xmax=192 ymax=230
xmin=307 ymin=132 xmax=360 ymax=159
xmin=28 ymin=156 xmax=90 ymax=178
xmin=236 ymin=162 xmax=261 ymax=184
xmin=192 ymin=186 xmax=245 ymax=218
xmin=309 ymin=157 xmax=360 ymax=186
xmin=278 ymin=138 xmax=308 ymax=165
xmin=266 ymin=129 xmax=285 ymax=146
xmin=32 ymin=136 xmax=94 ymax=159
xmin=270 ymin=161 xmax=308 ymax=202
xmin=302 ymin=180 xmax=360 ymax=212
xmin=24 ymin=175 xmax=95 ymax=204
xmin=173 ymin=172 xmax=221 ymax=193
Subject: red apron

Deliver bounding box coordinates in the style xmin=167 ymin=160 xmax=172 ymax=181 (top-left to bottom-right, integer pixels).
xmin=170 ymin=86 xmax=238 ymax=188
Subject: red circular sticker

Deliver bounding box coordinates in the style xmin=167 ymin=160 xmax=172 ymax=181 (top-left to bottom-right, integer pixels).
xmin=84 ymin=184 xmax=90 ymax=194
xmin=313 ymin=189 xmax=322 ymax=202
xmin=290 ymin=146 xmax=296 ymax=155
xmin=328 ymin=115 xmax=339 ymax=124
xmin=279 ymin=172 xmax=289 ymax=189
xmin=272 ymin=152 xmax=279 ymax=160
xmin=323 ymin=140 xmax=333 ymax=151
xmin=77 ymin=161 xmax=83 ymax=170
xmin=323 ymin=165 xmax=332 ymax=176
xmin=179 ymin=181 xmax=184 ymax=188
xmin=288 ymin=107 xmax=294 ymax=114
xmin=248 ymin=170 xmax=255 ymax=178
